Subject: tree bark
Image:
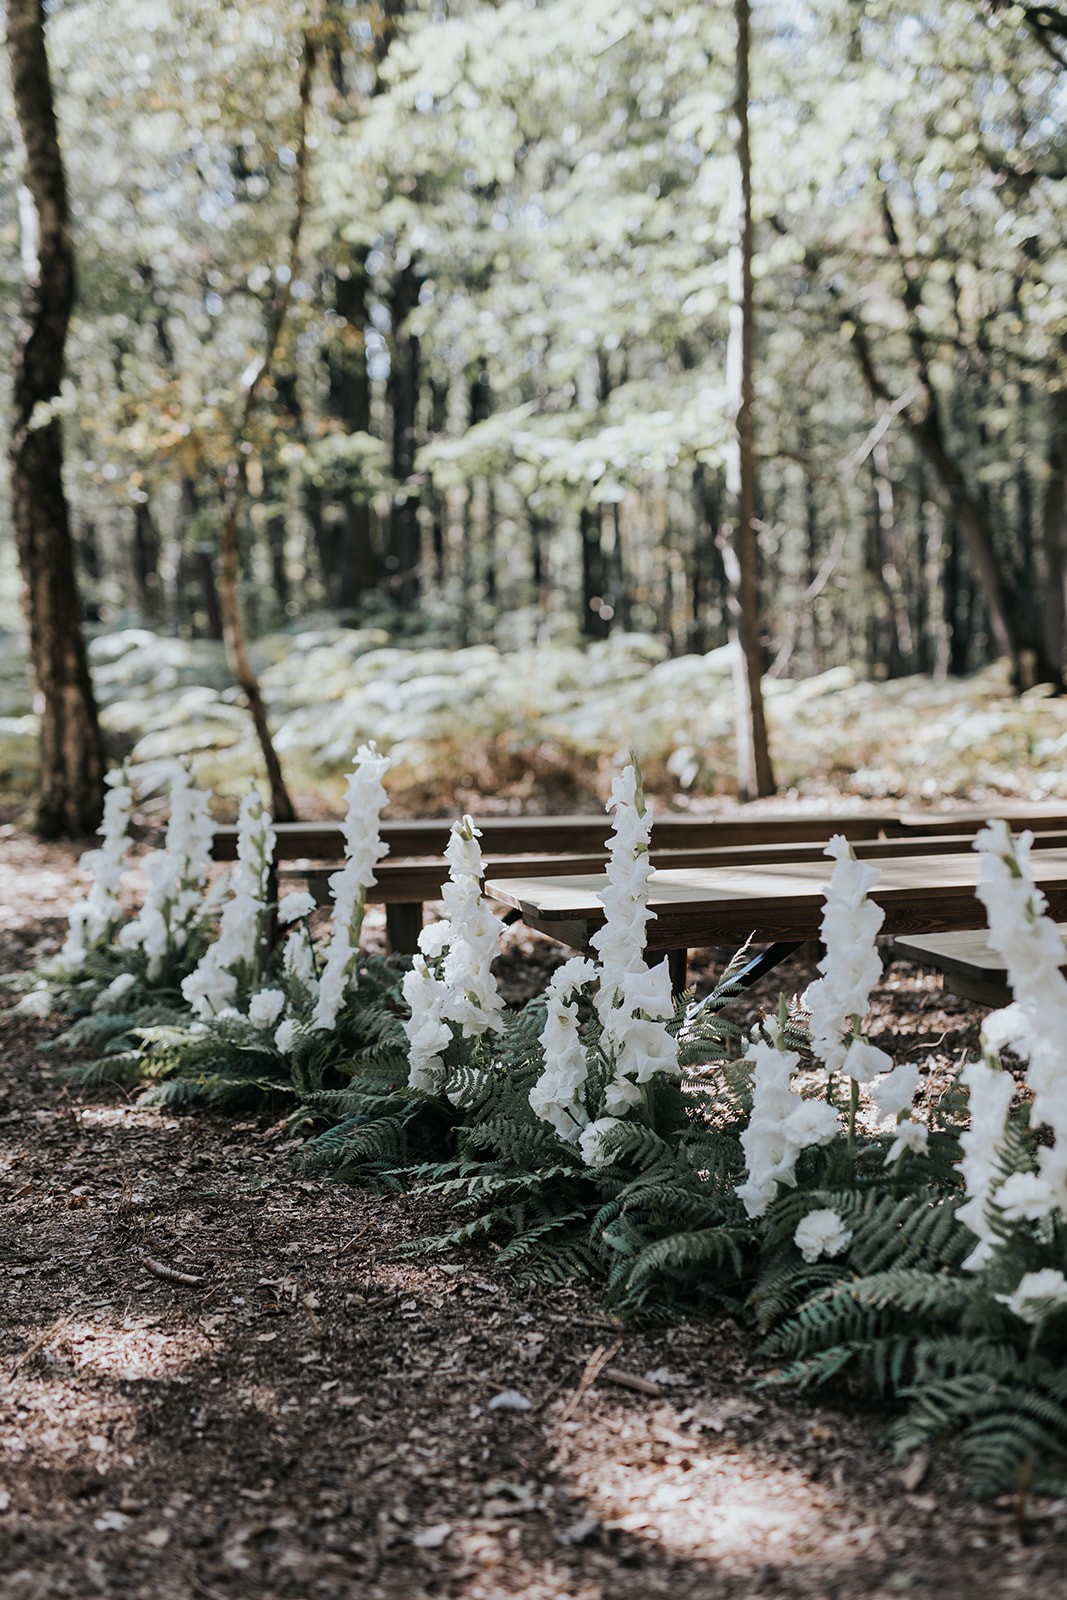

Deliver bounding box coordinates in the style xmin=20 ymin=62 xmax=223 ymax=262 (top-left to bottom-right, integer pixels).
xmin=385 ymin=260 xmax=422 ymax=611
xmin=723 ymin=0 xmax=775 ymax=799
xmin=853 ymin=190 xmax=1060 ymax=690
xmin=326 ymin=267 xmax=378 ymax=609
xmin=7 ymin=0 xmax=105 ymax=837
xmin=217 ymin=29 xmax=317 ymax=824
xmin=1042 ymin=375 xmax=1067 ymax=677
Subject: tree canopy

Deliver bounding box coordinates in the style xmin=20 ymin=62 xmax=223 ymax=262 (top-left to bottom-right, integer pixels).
xmin=2 ymin=0 xmax=1066 ymax=709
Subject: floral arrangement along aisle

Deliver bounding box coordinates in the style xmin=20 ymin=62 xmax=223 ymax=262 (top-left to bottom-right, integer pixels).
xmin=20 ymin=749 xmax=1067 ymax=1494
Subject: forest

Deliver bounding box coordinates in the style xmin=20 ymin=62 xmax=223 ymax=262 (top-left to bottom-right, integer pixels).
xmin=5 ymin=0 xmax=1067 ymax=833
xmin=9 ymin=7 xmax=1067 ymax=1599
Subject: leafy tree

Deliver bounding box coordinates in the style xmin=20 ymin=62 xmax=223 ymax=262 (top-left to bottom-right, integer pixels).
xmin=7 ymin=0 xmax=104 ymax=836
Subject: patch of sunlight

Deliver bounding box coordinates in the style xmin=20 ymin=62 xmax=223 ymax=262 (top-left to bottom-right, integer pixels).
xmin=1 ymin=1378 xmax=138 ymax=1473
xmin=55 ymin=1316 xmax=214 ymax=1381
xmin=561 ymin=1415 xmax=879 ymax=1572
xmin=75 ymin=1105 xmax=181 ymax=1132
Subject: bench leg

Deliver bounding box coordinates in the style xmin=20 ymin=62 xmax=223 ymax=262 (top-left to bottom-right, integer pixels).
xmin=667 ymin=948 xmax=688 ymax=995
xmin=386 ymin=902 xmax=423 ymax=956
xmin=732 ymin=940 xmax=802 ymax=990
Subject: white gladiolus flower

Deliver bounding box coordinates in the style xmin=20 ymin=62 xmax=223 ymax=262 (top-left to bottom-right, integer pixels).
xmin=529 ymin=958 xmax=597 ymax=1141
xmin=803 ymin=835 xmax=884 ymax=1077
xmin=784 ymin=1098 xmax=842 ymax=1148
xmin=884 ymin=1118 xmax=929 ymax=1165
xmin=181 ymin=790 xmax=275 ymax=1019
xmin=981 ymin=1003 xmax=1028 ymax=1056
xmin=282 ymin=925 xmax=317 ymax=989
xmin=794 ymin=1208 xmax=852 ymax=1264
xmin=579 ymin=1115 xmax=625 ymax=1168
xmin=872 ymin=1062 xmax=922 ymax=1123
xmin=975 ymin=822 xmax=1067 ymax=1209
xmin=589 ymin=762 xmax=680 ymax=1110
xmin=590 ymin=764 xmax=657 ymax=979
xmin=736 ymin=1032 xmax=841 ymax=1219
xmin=994 ymin=1170 xmax=1060 ymax=1223
xmin=58 ymin=769 xmax=134 ymax=967
xmin=403 ymin=956 xmax=452 ymax=1092
xmin=119 ymin=763 xmax=216 ymax=979
xmin=998 ymin=1268 xmax=1067 ymax=1324
xmin=956 ymin=1056 xmax=1015 ymax=1270
xmin=274 ymin=1017 xmax=300 ymax=1055
xmin=417 ymin=921 xmax=451 ymax=960
xmin=437 ymin=820 xmax=504 ymax=1037
xmin=248 ymin=989 xmax=286 ymax=1029
xmin=278 ymin=891 xmax=317 ymax=925
xmin=403 ymin=817 xmax=504 ymax=1092
xmin=841 ymin=1037 xmax=893 ymax=1084
xmin=95 ymin=971 xmax=138 ymax=1011
xmin=311 ymin=745 xmax=391 ymax=1033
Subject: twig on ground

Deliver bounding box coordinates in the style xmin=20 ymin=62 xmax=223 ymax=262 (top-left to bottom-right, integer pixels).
xmin=7 ymin=1316 xmax=70 ymax=1381
xmin=141 ymin=1254 xmax=207 ymax=1286
xmin=601 ymin=1366 xmax=663 ymax=1397
xmin=557 ymin=1337 xmax=623 ymax=1425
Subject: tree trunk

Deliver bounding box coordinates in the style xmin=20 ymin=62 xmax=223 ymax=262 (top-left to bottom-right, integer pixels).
xmin=580 ymin=507 xmax=610 ymax=638
xmin=326 ymin=268 xmax=378 ymax=610
xmin=7 ymin=0 xmax=105 ymax=837
xmin=386 ymin=260 xmax=422 ymax=611
xmin=1042 ymin=378 xmax=1067 ymax=679
xmin=132 ymin=499 xmax=164 ymax=623
xmin=215 ymin=28 xmax=318 ymax=825
xmin=723 ymin=0 xmax=775 ymax=798
xmin=856 ymin=190 xmax=1061 ymax=690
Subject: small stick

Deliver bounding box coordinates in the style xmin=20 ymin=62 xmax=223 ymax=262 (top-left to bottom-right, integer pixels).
xmin=557 ymin=1337 xmax=623 ymax=1426
xmin=141 ymin=1255 xmax=207 ymax=1287
xmin=601 ymin=1366 xmax=663 ymax=1398
xmin=8 ymin=1316 xmax=70 ymax=1381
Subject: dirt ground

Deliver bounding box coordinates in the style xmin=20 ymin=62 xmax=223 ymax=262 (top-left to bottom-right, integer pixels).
xmin=3 ymin=826 xmax=1067 ymax=1600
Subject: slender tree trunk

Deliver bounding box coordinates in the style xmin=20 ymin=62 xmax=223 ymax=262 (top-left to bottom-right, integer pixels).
xmin=1042 ymin=377 xmax=1067 ymax=678
xmin=386 ymin=260 xmax=422 ymax=611
xmin=850 ymin=191 xmax=1061 ymax=689
xmin=427 ymin=375 xmax=447 ymax=590
xmin=132 ymin=499 xmax=164 ymax=623
xmin=580 ymin=507 xmax=610 ymax=639
xmin=218 ymin=28 xmax=317 ymax=824
xmin=327 ymin=268 xmax=377 ymax=610
xmin=8 ymin=0 xmax=105 ymax=837
xmin=723 ymin=0 xmax=775 ymax=798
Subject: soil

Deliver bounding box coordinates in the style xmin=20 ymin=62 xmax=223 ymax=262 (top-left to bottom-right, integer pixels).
xmin=3 ymin=826 xmax=1067 ymax=1600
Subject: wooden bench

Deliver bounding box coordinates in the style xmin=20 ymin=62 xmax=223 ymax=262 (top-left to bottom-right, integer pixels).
xmin=210 ymin=811 xmax=902 ymax=954
xmin=208 ymin=807 xmax=1067 ymax=974
xmin=483 ymin=843 xmax=1067 ymax=994
xmin=893 ymin=927 xmax=1067 ymax=1007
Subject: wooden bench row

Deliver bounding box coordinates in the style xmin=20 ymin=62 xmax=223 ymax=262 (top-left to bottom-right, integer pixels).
xmin=207 ymin=808 xmax=1067 ymax=982
xmin=211 ymin=812 xmax=900 ymax=954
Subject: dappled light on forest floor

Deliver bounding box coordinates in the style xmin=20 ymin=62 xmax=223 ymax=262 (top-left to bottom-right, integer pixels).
xmin=565 ymin=1431 xmax=823 ymax=1565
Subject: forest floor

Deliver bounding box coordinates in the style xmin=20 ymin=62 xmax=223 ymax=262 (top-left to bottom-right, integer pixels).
xmin=5 ymin=827 xmax=1067 ymax=1600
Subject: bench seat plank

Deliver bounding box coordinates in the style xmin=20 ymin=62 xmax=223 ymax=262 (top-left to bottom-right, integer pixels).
xmin=894 ymin=926 xmax=1067 ymax=1007
xmin=485 ymin=849 xmax=1067 ymax=953
xmin=210 ymin=811 xmax=901 ymax=862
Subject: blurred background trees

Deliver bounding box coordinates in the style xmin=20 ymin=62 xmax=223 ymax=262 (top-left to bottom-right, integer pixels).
xmin=3 ymin=0 xmax=1067 ymax=824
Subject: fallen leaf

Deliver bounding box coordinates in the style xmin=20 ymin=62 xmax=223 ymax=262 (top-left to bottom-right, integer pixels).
xmin=412 ymin=1522 xmax=452 ymax=1549
xmin=488 ymin=1389 xmax=531 ymax=1412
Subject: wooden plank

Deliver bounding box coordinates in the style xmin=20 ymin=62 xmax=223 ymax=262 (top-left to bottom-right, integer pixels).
xmin=278 ymin=831 xmax=1067 ymax=908
xmin=205 ymin=803 xmax=1067 ymax=863
xmin=485 ymin=849 xmax=1067 ymax=953
xmin=894 ymin=926 xmax=1067 ymax=983
xmin=895 ymin=805 xmax=1067 ymax=836
xmin=211 ymin=810 xmax=901 ymax=862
